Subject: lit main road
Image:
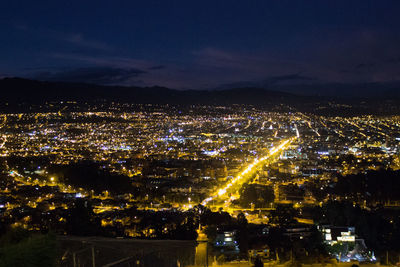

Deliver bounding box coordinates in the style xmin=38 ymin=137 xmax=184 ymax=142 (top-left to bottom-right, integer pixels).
xmin=201 ymin=137 xmax=296 ymax=206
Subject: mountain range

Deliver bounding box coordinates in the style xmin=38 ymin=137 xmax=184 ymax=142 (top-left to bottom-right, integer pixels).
xmin=1 ymin=78 xmax=400 ymax=114
xmin=0 ymin=77 xmax=308 ymax=105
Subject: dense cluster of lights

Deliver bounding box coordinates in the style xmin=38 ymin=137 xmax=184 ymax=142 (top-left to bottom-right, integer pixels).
xmin=202 ymin=137 xmax=296 ymax=206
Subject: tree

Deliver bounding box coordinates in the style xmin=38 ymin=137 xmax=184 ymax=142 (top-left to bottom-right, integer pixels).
xmin=0 ymin=227 xmax=57 ymax=267
xmin=236 ymin=212 xmax=249 ymax=258
xmin=254 ymin=256 xmax=264 ymax=267
xmin=270 ymin=204 xmax=297 ymax=226
xmin=66 ymin=198 xmax=100 ymax=236
xmin=239 ymin=184 xmax=274 ymax=208
xmin=204 ymin=225 xmax=217 ymax=241
xmin=217 ymin=254 xmax=226 ymax=265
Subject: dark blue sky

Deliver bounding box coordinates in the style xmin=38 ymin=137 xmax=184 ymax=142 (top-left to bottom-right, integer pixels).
xmin=1 ymin=0 xmax=400 ymax=89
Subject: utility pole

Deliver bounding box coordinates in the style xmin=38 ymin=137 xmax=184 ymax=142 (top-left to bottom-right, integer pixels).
xmin=73 ymin=253 xmax=76 ymax=267
xmin=290 ymin=249 xmax=293 ymax=264
xmin=386 ymin=250 xmax=389 ymax=265
xmin=205 ymin=242 xmax=208 ymax=267
xmin=92 ymin=246 xmax=96 ymax=267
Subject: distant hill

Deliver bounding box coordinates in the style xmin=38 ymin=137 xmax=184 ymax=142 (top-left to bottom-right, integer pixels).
xmin=1 ymin=77 xmax=400 ymax=116
xmin=272 ymin=82 xmax=400 ymax=98
xmin=216 ymin=80 xmax=400 ymax=98
xmin=0 ymin=77 xmax=308 ymax=105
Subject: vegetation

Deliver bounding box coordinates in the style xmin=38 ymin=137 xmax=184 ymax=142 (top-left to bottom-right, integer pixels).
xmin=48 ymin=162 xmax=134 ymax=194
xmin=238 ymin=183 xmax=274 ymax=208
xmin=333 ymin=170 xmax=400 ymax=202
xmin=0 ymin=227 xmax=57 ymax=267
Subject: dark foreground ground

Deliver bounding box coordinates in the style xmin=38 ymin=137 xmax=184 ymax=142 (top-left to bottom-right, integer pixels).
xmin=57 ymin=236 xmax=197 ymax=267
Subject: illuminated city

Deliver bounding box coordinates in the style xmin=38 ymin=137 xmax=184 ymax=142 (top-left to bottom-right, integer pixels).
xmin=0 ymin=101 xmax=399 ymax=265
xmin=2 ymin=1 xmax=400 ymax=266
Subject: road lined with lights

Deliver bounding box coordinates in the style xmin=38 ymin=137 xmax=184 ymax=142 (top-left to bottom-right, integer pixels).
xmin=201 ymin=137 xmax=296 ymax=206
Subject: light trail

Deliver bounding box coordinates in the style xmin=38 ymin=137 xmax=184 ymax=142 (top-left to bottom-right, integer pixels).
xmin=0 ymin=115 xmax=7 ymax=149
xmin=243 ymin=119 xmax=251 ymax=130
xmin=295 ymin=124 xmax=300 ymax=138
xmin=0 ymin=135 xmax=6 ymax=149
xmin=261 ymin=121 xmax=266 ymax=130
xmin=201 ymin=137 xmax=296 ymax=206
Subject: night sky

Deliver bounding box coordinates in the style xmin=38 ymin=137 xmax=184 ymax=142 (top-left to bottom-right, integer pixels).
xmin=1 ymin=0 xmax=400 ymax=89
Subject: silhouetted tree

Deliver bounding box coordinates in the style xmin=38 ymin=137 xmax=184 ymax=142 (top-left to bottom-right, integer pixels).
xmin=0 ymin=227 xmax=57 ymax=267
xmin=254 ymin=255 xmax=263 ymax=267
xmin=270 ymin=204 xmax=297 ymax=226
xmin=236 ymin=212 xmax=249 ymax=258
xmin=66 ymin=198 xmax=100 ymax=236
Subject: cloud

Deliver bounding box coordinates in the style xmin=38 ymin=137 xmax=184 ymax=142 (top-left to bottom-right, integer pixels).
xmin=60 ymin=33 xmax=112 ymax=51
xmin=38 ymin=28 xmax=400 ymax=89
xmin=189 ymin=47 xmax=310 ymax=88
xmin=192 ymin=31 xmax=400 ymax=86
xmin=386 ymin=57 xmax=400 ymax=64
xmin=354 ymin=63 xmax=376 ymax=69
xmin=264 ymin=74 xmax=315 ymax=85
xmin=13 ymin=24 xmax=112 ymax=51
xmin=13 ymin=23 xmax=29 ymax=31
xmin=33 ymin=67 xmax=146 ymax=85
xmin=304 ymin=29 xmax=400 ymax=82
xmin=215 ymin=74 xmax=316 ymax=90
xmin=192 ymin=48 xmax=264 ymax=71
xmin=45 ymin=53 xmax=195 ymax=88
xmin=148 ymin=65 xmax=166 ymax=70
xmin=51 ymin=53 xmax=157 ymax=69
